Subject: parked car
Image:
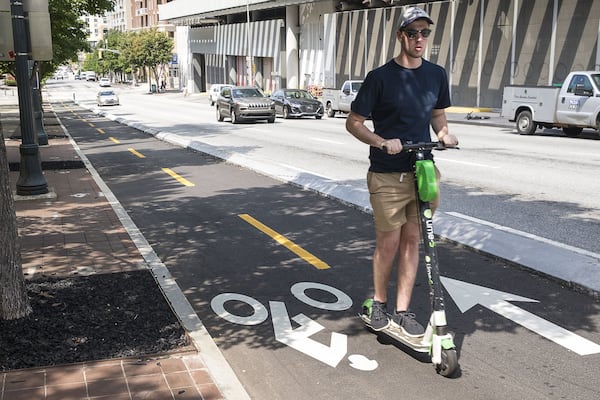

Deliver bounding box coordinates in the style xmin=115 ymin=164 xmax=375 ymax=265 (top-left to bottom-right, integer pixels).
xmin=271 ymin=89 xmax=324 ymax=119
xmin=209 ymin=84 xmax=230 ymax=106
xmin=98 ymin=77 xmax=111 ymax=87
xmin=96 ymin=90 xmax=119 ymax=106
xmin=216 ymin=86 xmax=275 ymax=124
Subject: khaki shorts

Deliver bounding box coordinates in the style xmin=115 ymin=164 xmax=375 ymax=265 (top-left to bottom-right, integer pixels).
xmin=367 ymin=168 xmax=441 ymax=232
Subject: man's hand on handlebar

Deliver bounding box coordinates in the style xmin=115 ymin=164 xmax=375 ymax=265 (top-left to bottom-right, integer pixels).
xmin=380 ymin=138 xmax=403 ymax=154
xmin=381 ymin=135 xmax=459 ymax=154
xmin=440 ymin=134 xmax=459 ymax=148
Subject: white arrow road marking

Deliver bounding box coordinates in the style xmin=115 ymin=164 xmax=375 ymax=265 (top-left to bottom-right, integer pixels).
xmin=441 ymin=277 xmax=600 ymax=356
xmin=270 ymin=301 xmax=347 ymax=367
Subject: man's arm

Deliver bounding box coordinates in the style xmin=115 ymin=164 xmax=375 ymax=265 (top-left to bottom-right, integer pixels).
xmin=346 ymin=111 xmax=381 ymax=147
xmin=431 ymin=108 xmax=458 ymax=147
xmin=346 ymin=111 xmax=403 ymax=153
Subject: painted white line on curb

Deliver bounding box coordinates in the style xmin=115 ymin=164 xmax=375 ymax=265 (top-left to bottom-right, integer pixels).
xmin=57 ymin=109 xmax=251 ymax=400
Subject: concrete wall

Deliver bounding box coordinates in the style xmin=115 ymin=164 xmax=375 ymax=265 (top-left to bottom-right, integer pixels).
xmin=297 ymin=1 xmax=337 ymax=89
xmin=323 ymin=0 xmax=600 ymax=108
xmin=173 ymin=0 xmax=600 ymax=107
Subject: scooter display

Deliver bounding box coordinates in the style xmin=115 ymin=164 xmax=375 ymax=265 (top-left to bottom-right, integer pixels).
xmin=359 ymin=141 xmax=459 ymax=377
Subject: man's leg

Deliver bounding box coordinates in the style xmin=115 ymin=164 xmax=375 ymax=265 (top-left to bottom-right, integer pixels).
xmin=395 ymin=221 xmax=420 ymax=311
xmin=369 ymin=227 xmax=401 ymax=330
xmin=392 ymin=221 xmax=425 ymax=336
xmin=373 ymin=227 xmax=402 ymax=303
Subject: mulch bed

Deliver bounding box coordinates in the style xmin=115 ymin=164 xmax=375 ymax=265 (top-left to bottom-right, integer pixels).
xmin=0 ymin=270 xmax=191 ymax=371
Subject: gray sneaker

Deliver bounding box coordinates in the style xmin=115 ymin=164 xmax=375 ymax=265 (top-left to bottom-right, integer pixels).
xmin=370 ymin=301 xmax=390 ymax=331
xmin=392 ymin=311 xmax=424 ymax=337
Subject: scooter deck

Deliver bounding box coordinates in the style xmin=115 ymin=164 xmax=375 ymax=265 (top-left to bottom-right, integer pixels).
xmin=359 ymin=313 xmax=430 ymax=353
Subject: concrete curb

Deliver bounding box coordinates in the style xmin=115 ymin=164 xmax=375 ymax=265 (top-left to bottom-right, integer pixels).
xmin=54 ymin=104 xmax=252 ymax=400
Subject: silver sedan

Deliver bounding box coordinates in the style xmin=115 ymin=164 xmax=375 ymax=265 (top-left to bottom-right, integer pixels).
xmin=96 ymin=90 xmax=120 ymax=106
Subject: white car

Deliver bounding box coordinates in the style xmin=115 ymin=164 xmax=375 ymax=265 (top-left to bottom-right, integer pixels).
xmin=96 ymin=90 xmax=119 ymax=106
xmin=209 ymin=84 xmax=230 ymax=106
xmin=99 ymin=77 xmax=111 ymax=87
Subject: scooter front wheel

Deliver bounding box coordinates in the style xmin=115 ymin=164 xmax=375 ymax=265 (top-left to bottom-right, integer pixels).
xmin=436 ymin=348 xmax=458 ymax=377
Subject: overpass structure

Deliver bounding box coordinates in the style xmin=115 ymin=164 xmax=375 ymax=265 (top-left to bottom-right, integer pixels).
xmin=159 ymin=0 xmax=600 ymax=108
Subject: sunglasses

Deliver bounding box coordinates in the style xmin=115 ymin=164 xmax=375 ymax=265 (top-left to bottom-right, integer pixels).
xmin=403 ymin=28 xmax=432 ymax=39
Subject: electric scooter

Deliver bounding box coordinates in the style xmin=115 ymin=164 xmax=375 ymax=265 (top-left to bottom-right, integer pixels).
xmin=359 ymin=141 xmax=459 ymax=377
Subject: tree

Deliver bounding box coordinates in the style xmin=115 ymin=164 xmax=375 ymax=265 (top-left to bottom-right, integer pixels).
xmin=0 ymin=0 xmax=116 ymax=79
xmin=1 ymin=0 xmax=116 ymax=320
xmin=43 ymin=0 xmax=116 ymax=78
xmin=121 ymin=29 xmax=173 ymax=92
xmin=82 ymin=47 xmax=100 ymax=72
xmin=0 ymin=133 xmax=31 ymax=320
xmin=96 ymin=31 xmax=131 ymax=81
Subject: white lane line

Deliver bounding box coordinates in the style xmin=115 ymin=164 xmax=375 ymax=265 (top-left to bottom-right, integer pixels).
xmin=277 ymin=162 xmax=331 ymax=179
xmin=58 ymin=113 xmax=251 ymax=400
xmin=446 ymin=212 xmax=600 ymax=260
xmin=566 ymin=152 xmax=598 ymax=158
xmin=310 ymin=137 xmax=346 ymax=145
xmin=435 ymin=157 xmax=500 ymax=168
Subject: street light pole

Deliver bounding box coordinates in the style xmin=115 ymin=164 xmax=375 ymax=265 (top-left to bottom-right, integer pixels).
xmin=11 ymin=0 xmax=48 ymax=195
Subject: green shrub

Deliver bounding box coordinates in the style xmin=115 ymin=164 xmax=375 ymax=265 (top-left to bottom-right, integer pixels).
xmin=5 ymin=79 xmax=16 ymax=86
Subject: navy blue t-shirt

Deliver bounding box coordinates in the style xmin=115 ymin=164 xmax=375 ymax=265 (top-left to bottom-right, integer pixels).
xmin=351 ymin=59 xmax=451 ymax=172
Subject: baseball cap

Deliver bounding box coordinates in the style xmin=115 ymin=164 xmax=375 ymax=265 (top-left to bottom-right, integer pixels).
xmin=399 ymin=6 xmax=434 ymax=29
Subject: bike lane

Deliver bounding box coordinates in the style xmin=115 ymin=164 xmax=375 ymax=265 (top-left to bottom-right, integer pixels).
xmin=55 ymin=101 xmax=600 ymax=400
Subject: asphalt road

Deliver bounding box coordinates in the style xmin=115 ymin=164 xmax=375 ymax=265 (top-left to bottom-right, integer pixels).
xmin=44 ymin=79 xmax=600 ymax=259
xmin=48 ymin=97 xmax=600 ymax=400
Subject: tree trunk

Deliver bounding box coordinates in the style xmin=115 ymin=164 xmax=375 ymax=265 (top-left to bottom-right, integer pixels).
xmin=0 ymin=132 xmax=32 ymax=320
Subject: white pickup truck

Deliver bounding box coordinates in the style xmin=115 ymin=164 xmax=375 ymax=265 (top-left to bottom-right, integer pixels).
xmin=501 ymin=71 xmax=600 ymax=137
xmin=321 ymin=80 xmax=363 ymax=118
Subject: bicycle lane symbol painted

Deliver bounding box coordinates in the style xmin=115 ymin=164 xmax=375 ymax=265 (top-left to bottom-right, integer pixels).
xmin=210 ymin=281 xmax=378 ymax=371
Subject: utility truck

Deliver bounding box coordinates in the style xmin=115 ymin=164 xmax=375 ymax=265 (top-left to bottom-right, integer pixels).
xmin=501 ymin=71 xmax=600 ymax=137
xmin=321 ymin=80 xmax=362 ymax=118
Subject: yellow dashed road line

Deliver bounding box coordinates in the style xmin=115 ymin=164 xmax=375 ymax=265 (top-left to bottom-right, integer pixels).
xmin=162 ymin=168 xmax=195 ymax=187
xmin=109 ymin=137 xmax=120 ymax=144
xmin=239 ymin=213 xmax=330 ymax=270
xmin=128 ymin=148 xmax=146 ymax=158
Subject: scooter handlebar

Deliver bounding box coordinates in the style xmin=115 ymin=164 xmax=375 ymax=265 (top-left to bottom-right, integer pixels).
xmin=401 ymin=141 xmax=446 ymax=152
xmin=381 ymin=141 xmax=458 ymax=153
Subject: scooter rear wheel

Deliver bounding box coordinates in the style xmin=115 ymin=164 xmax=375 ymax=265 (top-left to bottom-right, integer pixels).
xmin=436 ymin=348 xmax=458 ymax=377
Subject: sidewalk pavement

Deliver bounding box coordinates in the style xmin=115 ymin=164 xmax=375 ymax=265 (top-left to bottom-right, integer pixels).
xmin=1 ymin=94 xmax=248 ymax=399
xmin=1 ymin=87 xmax=599 ymax=399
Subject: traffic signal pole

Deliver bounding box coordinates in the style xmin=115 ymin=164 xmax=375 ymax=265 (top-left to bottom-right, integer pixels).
xmin=11 ymin=0 xmax=48 ymax=195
